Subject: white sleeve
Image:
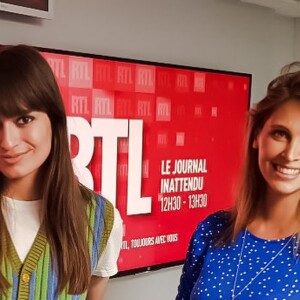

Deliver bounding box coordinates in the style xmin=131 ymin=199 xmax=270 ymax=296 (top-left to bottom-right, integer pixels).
xmin=92 ymin=207 xmax=123 ymax=277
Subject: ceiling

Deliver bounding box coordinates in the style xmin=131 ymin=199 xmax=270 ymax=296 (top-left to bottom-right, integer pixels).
xmin=240 ymin=0 xmax=300 ymax=17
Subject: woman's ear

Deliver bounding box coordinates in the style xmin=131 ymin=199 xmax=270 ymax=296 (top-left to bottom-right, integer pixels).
xmin=252 ymin=133 xmax=259 ymax=149
xmin=252 ymin=137 xmax=258 ymax=149
xmin=252 ymin=128 xmax=260 ymax=149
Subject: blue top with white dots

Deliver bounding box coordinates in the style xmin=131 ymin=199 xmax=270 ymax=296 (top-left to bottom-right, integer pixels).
xmin=176 ymin=211 xmax=300 ymax=300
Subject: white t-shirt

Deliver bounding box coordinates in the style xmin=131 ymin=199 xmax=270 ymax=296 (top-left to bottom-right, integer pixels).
xmin=1 ymin=196 xmax=123 ymax=277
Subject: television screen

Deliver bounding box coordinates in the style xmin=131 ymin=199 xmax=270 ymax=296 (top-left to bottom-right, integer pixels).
xmin=40 ymin=47 xmax=250 ymax=274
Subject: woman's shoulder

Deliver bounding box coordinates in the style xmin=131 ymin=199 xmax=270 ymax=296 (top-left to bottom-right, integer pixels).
xmin=87 ymin=191 xmax=120 ymax=220
xmin=204 ymin=210 xmax=230 ymax=224
xmin=92 ymin=193 xmax=114 ymax=211
xmin=194 ymin=210 xmax=230 ymax=239
xmin=79 ymin=185 xmax=110 ymax=206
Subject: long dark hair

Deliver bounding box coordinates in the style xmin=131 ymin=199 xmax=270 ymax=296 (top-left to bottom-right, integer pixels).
xmin=0 ymin=45 xmax=93 ymax=294
xmin=218 ymin=62 xmax=300 ymax=245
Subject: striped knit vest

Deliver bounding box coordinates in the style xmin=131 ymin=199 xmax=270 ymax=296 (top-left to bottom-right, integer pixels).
xmin=0 ymin=194 xmax=114 ymax=300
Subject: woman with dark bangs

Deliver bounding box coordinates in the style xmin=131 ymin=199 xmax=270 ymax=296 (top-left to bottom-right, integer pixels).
xmin=176 ymin=63 xmax=300 ymax=299
xmin=0 ymin=45 xmax=122 ymax=299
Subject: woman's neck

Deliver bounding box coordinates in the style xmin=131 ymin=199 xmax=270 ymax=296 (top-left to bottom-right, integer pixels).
xmin=248 ymin=189 xmax=300 ymax=239
xmin=4 ymin=174 xmax=40 ymax=201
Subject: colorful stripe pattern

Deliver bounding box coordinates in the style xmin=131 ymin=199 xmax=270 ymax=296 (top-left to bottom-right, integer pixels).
xmin=1 ymin=194 xmax=114 ymax=299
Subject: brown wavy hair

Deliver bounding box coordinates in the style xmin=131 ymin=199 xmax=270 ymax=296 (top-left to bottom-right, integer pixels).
xmin=218 ymin=62 xmax=300 ymax=245
xmin=0 ymin=45 xmax=94 ymax=294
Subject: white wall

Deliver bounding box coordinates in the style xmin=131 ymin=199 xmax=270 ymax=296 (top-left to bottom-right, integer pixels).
xmin=295 ymin=19 xmax=300 ymax=61
xmin=0 ymin=0 xmax=296 ymax=299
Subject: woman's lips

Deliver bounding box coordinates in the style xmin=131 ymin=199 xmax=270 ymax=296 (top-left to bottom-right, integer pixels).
xmin=273 ymin=163 xmax=300 ymax=177
xmin=0 ymin=151 xmax=28 ymax=164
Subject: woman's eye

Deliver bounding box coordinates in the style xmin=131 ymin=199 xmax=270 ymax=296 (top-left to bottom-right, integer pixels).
xmin=272 ymin=130 xmax=289 ymax=139
xmin=17 ymin=116 xmax=34 ymax=125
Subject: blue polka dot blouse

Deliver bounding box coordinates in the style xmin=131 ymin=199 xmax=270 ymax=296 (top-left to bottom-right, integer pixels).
xmin=176 ymin=211 xmax=300 ymax=299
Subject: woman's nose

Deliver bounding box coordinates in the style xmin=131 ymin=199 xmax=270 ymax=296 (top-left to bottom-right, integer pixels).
xmin=0 ymin=123 xmax=19 ymax=150
xmin=282 ymin=140 xmax=300 ymax=161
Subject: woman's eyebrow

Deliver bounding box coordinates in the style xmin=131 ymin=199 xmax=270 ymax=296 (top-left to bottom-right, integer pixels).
xmin=14 ymin=109 xmax=33 ymax=116
xmin=269 ymin=124 xmax=289 ymax=130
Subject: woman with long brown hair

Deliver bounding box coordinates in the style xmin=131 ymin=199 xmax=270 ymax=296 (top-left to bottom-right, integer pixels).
xmin=0 ymin=45 xmax=122 ymax=299
xmin=176 ymin=63 xmax=300 ymax=299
